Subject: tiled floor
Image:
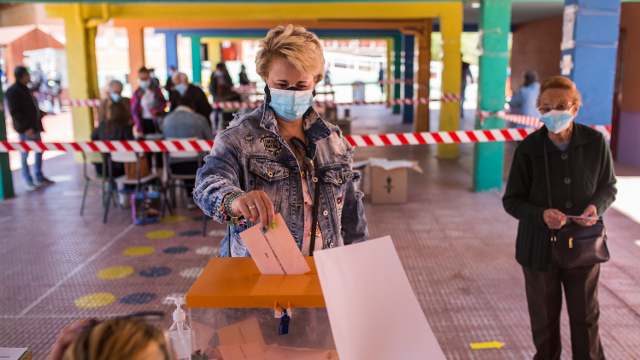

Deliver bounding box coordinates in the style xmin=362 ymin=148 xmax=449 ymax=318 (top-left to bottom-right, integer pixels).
xmin=1 ymin=106 xmax=639 ymax=359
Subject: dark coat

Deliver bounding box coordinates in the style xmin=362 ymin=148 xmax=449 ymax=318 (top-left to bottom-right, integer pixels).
xmin=6 ymin=82 xmax=43 ymax=133
xmin=502 ymin=123 xmax=617 ymax=272
xmin=91 ymin=121 xmax=134 ymax=142
xmin=169 ymin=84 xmax=212 ymax=122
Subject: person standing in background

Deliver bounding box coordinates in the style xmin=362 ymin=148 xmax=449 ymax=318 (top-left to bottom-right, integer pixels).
xmin=239 ymin=64 xmax=250 ymax=86
xmin=460 ymin=57 xmax=472 ymax=118
xmin=378 ymin=63 xmax=385 ymax=93
xmin=148 ymin=68 xmax=160 ymax=87
xmin=209 ymin=62 xmax=237 ymax=131
xmin=6 ymin=66 xmax=52 ymax=191
xmin=165 ymin=65 xmax=177 ymax=101
xmin=31 ymin=63 xmax=46 ymax=108
xmin=169 ymin=72 xmax=212 ymax=123
xmin=509 ymin=70 xmax=542 ymax=124
xmin=131 ymin=67 xmax=167 ymax=136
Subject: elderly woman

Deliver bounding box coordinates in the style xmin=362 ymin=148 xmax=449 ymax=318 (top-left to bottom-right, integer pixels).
xmin=503 ymin=76 xmax=616 ymax=360
xmin=194 ymin=25 xmax=369 ymax=257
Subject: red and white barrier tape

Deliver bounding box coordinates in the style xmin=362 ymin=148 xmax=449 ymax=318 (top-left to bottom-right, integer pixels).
xmin=67 ymin=94 xmax=462 ymax=109
xmin=0 ymin=126 xmax=611 ymax=153
xmin=477 ymin=110 xmax=611 ymax=140
xmin=212 ymin=96 xmax=460 ymax=109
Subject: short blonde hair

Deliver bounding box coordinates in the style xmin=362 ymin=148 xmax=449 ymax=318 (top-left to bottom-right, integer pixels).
xmin=256 ymin=25 xmax=325 ymax=84
xmin=62 ymin=318 xmax=169 ymax=360
xmin=537 ymin=76 xmax=582 ymax=107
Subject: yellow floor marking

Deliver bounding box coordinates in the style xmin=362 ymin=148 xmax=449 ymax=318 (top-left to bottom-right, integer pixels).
xmin=122 ymin=246 xmax=155 ymax=256
xmin=145 ymin=230 xmax=175 ymax=239
xmin=470 ymin=341 xmax=505 ymax=349
xmin=160 ymin=215 xmax=187 ymax=224
xmin=97 ymin=266 xmax=134 ymax=280
xmin=74 ymin=293 xmax=115 ymax=308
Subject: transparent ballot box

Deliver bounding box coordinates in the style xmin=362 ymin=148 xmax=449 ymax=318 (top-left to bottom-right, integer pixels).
xmin=186 ymin=257 xmax=338 ymax=360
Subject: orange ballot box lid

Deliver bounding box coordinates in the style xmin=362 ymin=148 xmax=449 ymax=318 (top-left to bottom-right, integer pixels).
xmin=186 ymin=257 xmax=325 ymax=309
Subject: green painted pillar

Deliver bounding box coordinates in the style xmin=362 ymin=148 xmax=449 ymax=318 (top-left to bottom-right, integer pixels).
xmin=393 ymin=34 xmax=402 ymax=114
xmin=473 ymin=0 xmax=511 ymax=192
xmin=190 ymin=36 xmax=203 ymax=85
xmin=0 ymin=86 xmax=15 ymax=200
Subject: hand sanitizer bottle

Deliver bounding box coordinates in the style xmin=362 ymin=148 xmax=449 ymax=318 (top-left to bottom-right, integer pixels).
xmin=168 ymin=296 xmax=192 ymax=360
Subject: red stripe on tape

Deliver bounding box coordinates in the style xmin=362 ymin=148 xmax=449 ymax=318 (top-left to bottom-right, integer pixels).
xmin=103 ymin=141 xmax=117 ymax=152
xmin=361 ymin=136 xmax=375 ymax=146
xmin=448 ymin=132 xmax=461 ymax=143
xmin=431 ymin=133 xmax=444 ymax=143
xmin=87 ymin=142 xmax=101 ymax=152
xmin=396 ymin=133 xmax=409 ymax=145
xmin=484 ymin=131 xmax=496 ymax=142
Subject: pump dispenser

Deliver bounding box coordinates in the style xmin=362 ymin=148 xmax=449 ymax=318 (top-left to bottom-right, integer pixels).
xmin=168 ymin=296 xmax=192 ymax=360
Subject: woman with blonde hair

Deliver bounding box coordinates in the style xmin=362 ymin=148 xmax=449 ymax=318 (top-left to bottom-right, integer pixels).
xmin=194 ymin=25 xmax=369 ymax=257
xmin=503 ymin=76 xmax=616 ymax=360
xmin=47 ymin=316 xmax=173 ymax=360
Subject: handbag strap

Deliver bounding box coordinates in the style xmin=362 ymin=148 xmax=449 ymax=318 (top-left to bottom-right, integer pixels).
xmin=309 ymin=163 xmax=321 ymax=256
xmin=543 ymin=137 xmax=557 ymax=241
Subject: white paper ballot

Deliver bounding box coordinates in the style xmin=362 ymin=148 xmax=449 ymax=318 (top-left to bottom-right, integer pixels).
xmin=314 ymin=236 xmax=446 ymax=360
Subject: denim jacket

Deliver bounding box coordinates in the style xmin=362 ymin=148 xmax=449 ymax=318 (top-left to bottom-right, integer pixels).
xmin=194 ymin=104 xmax=369 ymax=257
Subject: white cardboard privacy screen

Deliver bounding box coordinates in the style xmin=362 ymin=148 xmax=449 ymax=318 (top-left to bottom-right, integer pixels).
xmin=314 ymin=236 xmax=446 ymax=360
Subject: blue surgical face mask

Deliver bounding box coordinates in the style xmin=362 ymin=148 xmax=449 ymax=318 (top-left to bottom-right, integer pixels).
xmin=540 ymin=109 xmax=574 ymax=134
xmin=139 ymin=80 xmax=151 ymax=89
xmin=175 ymin=83 xmax=186 ymax=94
xmin=267 ymin=86 xmax=314 ymax=121
xmin=110 ymin=93 xmax=122 ymax=102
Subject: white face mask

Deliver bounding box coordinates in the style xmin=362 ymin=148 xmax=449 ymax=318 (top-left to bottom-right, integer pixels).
xmin=540 ymin=109 xmax=574 ymax=134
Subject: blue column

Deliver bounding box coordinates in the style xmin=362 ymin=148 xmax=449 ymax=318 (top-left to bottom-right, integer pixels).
xmin=561 ymin=0 xmax=620 ymax=125
xmin=164 ymin=31 xmax=179 ymax=70
xmin=403 ymin=35 xmax=415 ymax=123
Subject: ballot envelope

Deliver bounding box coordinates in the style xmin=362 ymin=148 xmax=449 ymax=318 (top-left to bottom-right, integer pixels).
xmin=186 ymin=257 xmax=338 ymax=360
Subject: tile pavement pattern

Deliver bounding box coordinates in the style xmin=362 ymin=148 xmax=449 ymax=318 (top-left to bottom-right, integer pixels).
xmin=1 ymin=109 xmax=639 ymax=359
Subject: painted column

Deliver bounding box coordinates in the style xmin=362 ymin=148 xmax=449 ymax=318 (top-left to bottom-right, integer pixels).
xmin=393 ymin=34 xmax=402 ymax=114
xmin=403 ymin=35 xmax=415 ymax=123
xmin=561 ymin=0 xmax=620 ymax=125
xmin=204 ymin=38 xmax=222 ymax=66
xmin=415 ymin=20 xmax=432 ymax=133
xmin=0 ymin=87 xmax=14 ymax=200
xmin=164 ymin=31 xmax=179 ymax=71
xmin=438 ymin=1 xmax=463 ymax=159
xmin=473 ymin=0 xmax=511 ymax=192
xmin=190 ymin=36 xmax=203 ymax=85
xmin=386 ymin=39 xmax=392 ymax=105
xmin=125 ymin=24 xmax=145 ymax=86
xmin=60 ymin=10 xmax=100 ymax=145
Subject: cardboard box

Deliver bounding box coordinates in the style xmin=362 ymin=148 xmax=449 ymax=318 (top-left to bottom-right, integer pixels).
xmin=370 ymin=166 xmax=408 ymax=204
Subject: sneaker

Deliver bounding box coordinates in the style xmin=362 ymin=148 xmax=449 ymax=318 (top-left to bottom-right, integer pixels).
xmin=25 ymin=182 xmax=37 ymax=191
xmin=35 ymin=177 xmax=54 ymax=186
xmin=187 ymin=199 xmax=196 ymax=210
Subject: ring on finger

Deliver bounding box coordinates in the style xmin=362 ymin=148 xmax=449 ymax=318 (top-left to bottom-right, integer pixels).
xmin=247 ymin=204 xmax=256 ymax=210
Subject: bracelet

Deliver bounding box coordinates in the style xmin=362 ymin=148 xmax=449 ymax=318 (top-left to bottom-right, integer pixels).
xmin=223 ymin=191 xmax=244 ymax=219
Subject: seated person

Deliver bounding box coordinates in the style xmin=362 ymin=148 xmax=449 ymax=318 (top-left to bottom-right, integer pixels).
xmin=93 ymin=80 xmax=135 ymax=202
xmin=162 ymin=96 xmax=214 ymax=209
xmin=169 ymin=72 xmax=212 ymax=124
xmin=46 ymin=317 xmax=173 ymax=360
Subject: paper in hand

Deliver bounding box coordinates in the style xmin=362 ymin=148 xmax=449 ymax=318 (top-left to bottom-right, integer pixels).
xmin=239 ymin=213 xmax=311 ymax=275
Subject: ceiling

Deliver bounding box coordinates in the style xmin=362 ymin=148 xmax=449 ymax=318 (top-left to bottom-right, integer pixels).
xmin=463 ymin=1 xmax=565 ymax=26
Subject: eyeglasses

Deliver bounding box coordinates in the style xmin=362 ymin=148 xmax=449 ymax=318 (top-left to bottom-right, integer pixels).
xmin=538 ymin=102 xmax=574 ymax=114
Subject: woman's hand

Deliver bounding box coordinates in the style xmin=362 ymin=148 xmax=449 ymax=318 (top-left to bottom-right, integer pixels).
xmin=543 ymin=209 xmax=567 ymax=230
xmin=46 ymin=318 xmax=98 ymax=360
xmin=574 ymin=205 xmax=598 ymax=227
xmin=231 ymin=191 xmax=275 ymax=230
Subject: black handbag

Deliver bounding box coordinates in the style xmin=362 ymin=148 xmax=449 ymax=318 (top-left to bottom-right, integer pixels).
xmin=543 ymin=137 xmax=610 ymax=269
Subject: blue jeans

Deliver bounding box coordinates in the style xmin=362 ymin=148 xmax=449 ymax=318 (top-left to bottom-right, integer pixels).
xmin=19 ymin=132 xmax=43 ymax=184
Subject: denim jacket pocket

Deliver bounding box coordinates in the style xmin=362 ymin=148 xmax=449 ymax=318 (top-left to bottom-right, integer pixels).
xmin=249 ymin=158 xmax=289 ymax=213
xmin=249 ymin=158 xmax=289 ymax=181
xmin=321 ymin=165 xmax=355 ymax=213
